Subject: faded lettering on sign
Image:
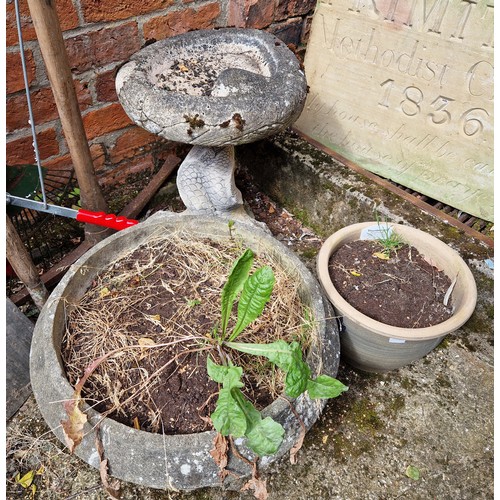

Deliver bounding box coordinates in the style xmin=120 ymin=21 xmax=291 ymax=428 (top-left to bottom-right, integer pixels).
xmin=295 ymin=0 xmax=493 ymax=221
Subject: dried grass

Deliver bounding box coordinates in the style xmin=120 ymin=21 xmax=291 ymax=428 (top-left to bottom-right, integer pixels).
xmin=61 ymin=232 xmax=315 ymax=432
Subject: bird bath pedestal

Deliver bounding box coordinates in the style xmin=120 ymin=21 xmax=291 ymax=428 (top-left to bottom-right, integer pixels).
xmin=115 ymin=28 xmax=308 ymax=216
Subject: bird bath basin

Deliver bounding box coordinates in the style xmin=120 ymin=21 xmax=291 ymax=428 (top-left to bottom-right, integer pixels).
xmin=116 ymin=28 xmax=307 ymax=214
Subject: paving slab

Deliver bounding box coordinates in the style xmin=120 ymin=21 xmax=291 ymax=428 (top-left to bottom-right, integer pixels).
xmin=6 ymin=298 xmax=34 ymax=421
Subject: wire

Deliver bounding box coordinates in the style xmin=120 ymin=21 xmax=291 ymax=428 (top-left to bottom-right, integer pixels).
xmin=14 ymin=0 xmax=47 ymax=208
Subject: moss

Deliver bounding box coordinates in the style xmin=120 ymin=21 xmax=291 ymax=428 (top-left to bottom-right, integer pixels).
xmin=486 ymin=304 xmax=494 ymax=320
xmin=385 ymin=395 xmax=405 ymax=415
xmin=436 ymin=374 xmax=452 ymax=388
xmin=294 ymin=208 xmax=311 ymax=227
xmin=331 ymin=432 xmax=374 ymax=462
xmin=288 ymin=205 xmax=325 ymax=236
xmin=300 ymin=248 xmax=319 ymax=259
xmin=400 ymin=377 xmax=415 ymax=391
xmin=436 ymin=337 xmax=451 ymax=350
xmin=348 ymin=399 xmax=384 ymax=434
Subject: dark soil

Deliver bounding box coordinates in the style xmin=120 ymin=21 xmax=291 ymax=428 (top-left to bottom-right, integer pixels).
xmin=328 ymin=240 xmax=453 ymax=328
xmin=62 ymin=237 xmax=308 ymax=436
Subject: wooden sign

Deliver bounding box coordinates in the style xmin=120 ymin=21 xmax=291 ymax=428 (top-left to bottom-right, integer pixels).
xmin=295 ymin=0 xmax=493 ymax=221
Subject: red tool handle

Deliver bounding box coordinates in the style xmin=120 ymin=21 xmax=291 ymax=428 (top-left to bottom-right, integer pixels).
xmin=76 ymin=209 xmax=139 ymax=231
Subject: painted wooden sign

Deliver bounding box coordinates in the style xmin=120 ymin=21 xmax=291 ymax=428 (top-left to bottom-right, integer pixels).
xmin=295 ymin=0 xmax=493 ymax=221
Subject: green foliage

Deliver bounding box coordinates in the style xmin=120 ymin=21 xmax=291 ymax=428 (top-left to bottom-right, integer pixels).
xmin=220 ymin=249 xmax=255 ymax=339
xmin=208 ymin=250 xmax=348 ymax=457
xmin=405 ymin=465 xmax=421 ymax=480
xmin=218 ymin=248 xmax=274 ymax=342
xmin=228 ymin=219 xmax=235 ymax=238
xmin=230 ymin=266 xmax=275 ymax=341
xmin=227 ymin=341 xmax=348 ymax=400
xmin=207 ymin=357 xmax=285 ymax=455
xmin=374 ymin=211 xmax=404 ymax=256
xmin=306 ymin=375 xmax=349 ymax=399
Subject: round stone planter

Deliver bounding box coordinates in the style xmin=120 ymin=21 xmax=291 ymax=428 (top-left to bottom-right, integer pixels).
xmin=317 ymin=222 xmax=477 ymax=373
xmin=31 ymin=212 xmax=340 ymax=491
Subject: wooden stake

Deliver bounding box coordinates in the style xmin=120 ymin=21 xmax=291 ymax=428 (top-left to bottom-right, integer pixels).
xmin=6 ymin=217 xmax=49 ymax=311
xmin=25 ymin=0 xmax=111 ymax=244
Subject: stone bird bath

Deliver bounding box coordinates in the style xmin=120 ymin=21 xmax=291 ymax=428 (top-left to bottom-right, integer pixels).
xmin=115 ymin=28 xmax=308 ymax=215
xmin=30 ymin=29 xmax=340 ymax=493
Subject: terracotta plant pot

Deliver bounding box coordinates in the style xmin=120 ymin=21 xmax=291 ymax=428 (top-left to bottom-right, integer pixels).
xmin=30 ymin=212 xmax=340 ymax=491
xmin=317 ymin=222 xmax=477 ymax=373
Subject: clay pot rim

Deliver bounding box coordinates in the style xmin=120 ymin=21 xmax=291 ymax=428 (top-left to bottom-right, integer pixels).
xmin=317 ymin=222 xmax=477 ymax=341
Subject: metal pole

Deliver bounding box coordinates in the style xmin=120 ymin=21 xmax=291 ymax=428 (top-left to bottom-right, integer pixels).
xmin=14 ymin=0 xmax=47 ymax=208
xmin=25 ymin=0 xmax=112 ymax=244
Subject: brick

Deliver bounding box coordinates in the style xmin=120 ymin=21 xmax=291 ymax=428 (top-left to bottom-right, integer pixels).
xmin=100 ymin=154 xmax=154 ymax=186
xmin=143 ymin=3 xmax=221 ymax=41
xmin=275 ymin=0 xmax=316 ymax=22
xmin=82 ymin=103 xmax=132 ymax=141
xmin=7 ymin=89 xmax=57 ymax=133
xmin=44 ymin=143 xmax=106 ymax=174
xmin=95 ymin=68 xmax=119 ymax=103
xmin=228 ymin=0 xmax=274 ymax=29
xmin=6 ymin=49 xmax=35 ymax=94
xmin=109 ymin=127 xmax=162 ymax=164
xmin=6 ymin=128 xmax=59 ymax=166
xmin=245 ymin=0 xmax=276 ymax=29
xmin=268 ymin=18 xmax=304 ymax=46
xmin=74 ymin=79 xmax=94 ymax=109
xmin=6 ymin=0 xmax=78 ymax=47
xmin=81 ymin=0 xmax=174 ymax=23
xmin=66 ymin=23 xmax=140 ymax=74
xmin=6 ymin=80 xmax=92 ymax=133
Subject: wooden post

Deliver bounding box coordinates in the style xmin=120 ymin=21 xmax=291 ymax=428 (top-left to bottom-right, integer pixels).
xmin=6 ymin=217 xmax=49 ymax=311
xmin=25 ymin=0 xmax=111 ymax=244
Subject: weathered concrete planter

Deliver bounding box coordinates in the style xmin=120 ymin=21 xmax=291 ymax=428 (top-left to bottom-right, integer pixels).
xmin=317 ymin=222 xmax=477 ymax=373
xmin=31 ymin=212 xmax=340 ymax=491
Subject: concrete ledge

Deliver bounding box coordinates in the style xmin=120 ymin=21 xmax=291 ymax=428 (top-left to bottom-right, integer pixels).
xmin=237 ymin=131 xmax=493 ymax=363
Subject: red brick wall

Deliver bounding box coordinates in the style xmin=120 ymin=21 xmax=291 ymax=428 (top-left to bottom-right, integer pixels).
xmin=6 ymin=0 xmax=316 ymax=185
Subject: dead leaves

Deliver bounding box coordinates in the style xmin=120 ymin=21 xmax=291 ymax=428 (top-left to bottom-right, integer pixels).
xmin=96 ymin=425 xmax=121 ymax=499
xmin=241 ymin=461 xmax=269 ymax=500
xmin=210 ymin=433 xmax=269 ymax=500
xmin=210 ymin=432 xmax=229 ymax=481
xmin=60 ymin=340 xmax=163 ymax=453
xmin=61 ymin=396 xmax=87 ymax=453
xmin=61 ymin=355 xmax=122 ymax=497
xmin=289 ymin=421 xmax=306 ymax=465
xmin=61 ymin=355 xmax=107 ymax=453
xmin=372 ymin=251 xmax=390 ymax=260
xmin=138 ymin=337 xmax=156 ymax=360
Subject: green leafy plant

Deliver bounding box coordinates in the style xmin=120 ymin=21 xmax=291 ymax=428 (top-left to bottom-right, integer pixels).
xmin=208 ymin=249 xmax=347 ymax=456
xmin=374 ymin=212 xmax=404 ymax=257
